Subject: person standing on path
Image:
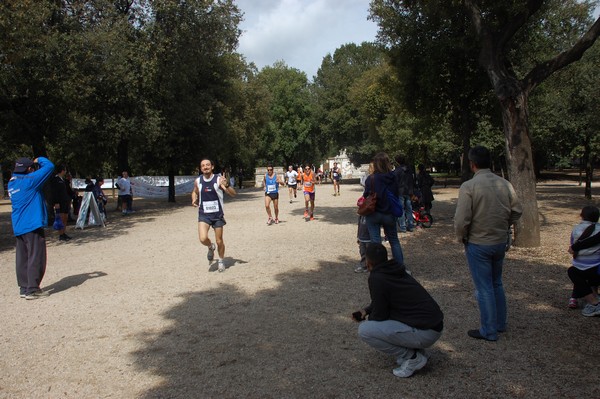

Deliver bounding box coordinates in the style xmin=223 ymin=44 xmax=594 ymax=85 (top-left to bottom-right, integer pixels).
xmin=285 ymin=165 xmax=298 ymax=203
xmin=117 ymin=171 xmax=134 ymax=215
xmin=362 ymin=152 xmax=404 ymax=265
xmin=192 ymin=158 xmax=237 ymax=272
xmin=8 ymin=157 xmax=55 ymax=299
xmin=301 ymin=164 xmax=316 ymax=221
xmin=394 ymin=155 xmax=415 ymax=232
xmin=454 ymin=145 xmax=522 ymax=341
xmin=331 ymin=162 xmax=341 ymax=196
xmin=263 ymin=165 xmax=285 ymax=225
xmin=51 ymin=164 xmax=72 ymax=241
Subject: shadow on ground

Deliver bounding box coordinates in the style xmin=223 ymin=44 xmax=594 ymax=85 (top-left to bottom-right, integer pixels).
xmin=131 ymin=192 xmax=599 ymax=398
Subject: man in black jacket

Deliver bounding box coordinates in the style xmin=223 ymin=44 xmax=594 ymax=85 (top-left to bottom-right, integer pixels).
xmin=353 ymin=243 xmax=443 ymax=378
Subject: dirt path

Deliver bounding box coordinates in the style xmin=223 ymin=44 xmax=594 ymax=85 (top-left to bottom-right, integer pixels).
xmin=0 ymin=181 xmax=598 ymax=398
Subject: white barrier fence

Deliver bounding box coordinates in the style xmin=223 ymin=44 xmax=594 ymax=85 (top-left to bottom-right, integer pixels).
xmin=72 ymin=176 xmax=198 ymax=199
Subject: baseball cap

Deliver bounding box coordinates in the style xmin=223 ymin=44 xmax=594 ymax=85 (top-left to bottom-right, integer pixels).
xmin=14 ymin=157 xmax=34 ymax=173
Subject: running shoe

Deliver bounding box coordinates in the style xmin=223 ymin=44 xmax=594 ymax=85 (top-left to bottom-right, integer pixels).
xmin=274 ymin=218 xmax=279 ymax=224
xmin=581 ymin=303 xmax=600 ymax=317
xmin=568 ymin=297 xmax=578 ymax=309
xmin=207 ymin=243 xmax=216 ymax=262
xmin=218 ymin=259 xmax=226 ymax=272
xmin=303 ymin=210 xmax=308 ymax=218
xmin=310 ymin=215 xmax=314 ymax=221
xmin=267 ymin=217 xmax=273 ymax=225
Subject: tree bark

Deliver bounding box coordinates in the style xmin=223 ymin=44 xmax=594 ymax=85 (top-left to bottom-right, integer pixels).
xmin=501 ymin=91 xmax=540 ymax=247
xmin=168 ymin=168 xmax=176 ymax=203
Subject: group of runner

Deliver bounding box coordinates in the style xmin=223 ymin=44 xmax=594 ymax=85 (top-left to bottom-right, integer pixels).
xmin=192 ymin=159 xmax=342 ymax=272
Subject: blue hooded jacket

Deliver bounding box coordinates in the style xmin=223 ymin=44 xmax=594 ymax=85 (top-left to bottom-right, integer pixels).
xmin=362 ymin=171 xmax=399 ymax=215
xmin=8 ymin=157 xmax=55 ymax=236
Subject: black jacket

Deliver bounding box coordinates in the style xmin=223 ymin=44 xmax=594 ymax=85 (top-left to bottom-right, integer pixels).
xmin=395 ymin=165 xmax=414 ymax=197
xmin=365 ymin=259 xmax=443 ymax=331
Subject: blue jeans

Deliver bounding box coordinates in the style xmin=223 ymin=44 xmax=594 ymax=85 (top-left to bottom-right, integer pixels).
xmin=465 ymin=242 xmax=507 ymax=340
xmin=397 ymin=195 xmax=414 ymax=231
xmin=366 ymin=212 xmax=404 ymax=265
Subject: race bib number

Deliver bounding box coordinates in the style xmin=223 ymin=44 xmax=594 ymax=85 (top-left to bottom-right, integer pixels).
xmin=304 ymin=181 xmax=313 ymax=188
xmin=202 ymin=200 xmax=220 ymax=213
xmin=333 ymin=172 xmax=338 ymax=177
xmin=267 ymin=184 xmax=276 ymax=193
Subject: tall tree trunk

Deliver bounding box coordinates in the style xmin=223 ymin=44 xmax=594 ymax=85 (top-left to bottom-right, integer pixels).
xmin=501 ymin=91 xmax=540 ymax=247
xmin=168 ymin=168 xmax=176 ymax=203
xmin=117 ymin=138 xmax=129 ymax=175
xmin=584 ymin=137 xmax=592 ymax=200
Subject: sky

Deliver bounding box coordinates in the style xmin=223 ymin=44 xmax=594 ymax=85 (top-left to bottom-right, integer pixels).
xmin=237 ymin=0 xmax=379 ymax=79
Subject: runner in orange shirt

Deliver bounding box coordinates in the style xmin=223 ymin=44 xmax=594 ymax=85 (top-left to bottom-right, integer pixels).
xmin=302 ymin=164 xmax=316 ymax=221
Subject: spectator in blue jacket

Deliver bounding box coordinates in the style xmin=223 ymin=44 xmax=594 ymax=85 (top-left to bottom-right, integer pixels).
xmin=8 ymin=157 xmax=55 ymax=299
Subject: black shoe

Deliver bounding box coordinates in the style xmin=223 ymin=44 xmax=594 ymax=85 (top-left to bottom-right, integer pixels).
xmin=59 ymin=234 xmax=71 ymax=241
xmin=467 ymin=329 xmax=495 ymax=341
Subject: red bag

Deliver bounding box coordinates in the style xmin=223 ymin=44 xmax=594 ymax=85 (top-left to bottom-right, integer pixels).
xmin=357 ymin=177 xmax=377 ymax=216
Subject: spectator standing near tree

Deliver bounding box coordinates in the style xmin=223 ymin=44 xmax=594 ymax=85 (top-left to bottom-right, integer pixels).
xmin=454 ymin=145 xmax=522 ymax=341
xmin=362 ymin=152 xmax=404 ymax=265
xmin=51 ymin=164 xmax=72 ymax=241
xmin=416 ymin=164 xmax=435 ymax=212
xmin=394 ymin=155 xmax=415 ymax=232
xmin=8 ymin=157 xmax=55 ymax=299
xmin=117 ymin=171 xmax=134 ymax=215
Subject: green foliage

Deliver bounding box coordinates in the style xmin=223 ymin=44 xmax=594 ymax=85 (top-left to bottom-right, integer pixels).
xmin=254 ymin=62 xmax=316 ymax=166
xmin=313 ymin=42 xmax=387 ymax=165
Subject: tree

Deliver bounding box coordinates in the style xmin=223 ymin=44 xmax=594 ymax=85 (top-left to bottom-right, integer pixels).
xmin=463 ymin=0 xmax=600 ymax=246
xmin=145 ymin=0 xmax=243 ymax=201
xmin=369 ymin=1 xmax=497 ymax=180
xmin=255 ymin=62 xmax=316 ymax=166
xmin=530 ymin=43 xmax=600 ymax=198
xmin=313 ymin=42 xmax=386 ymax=165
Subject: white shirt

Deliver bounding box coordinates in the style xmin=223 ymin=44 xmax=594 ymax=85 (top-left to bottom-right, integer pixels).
xmin=286 ymin=170 xmax=298 ymax=185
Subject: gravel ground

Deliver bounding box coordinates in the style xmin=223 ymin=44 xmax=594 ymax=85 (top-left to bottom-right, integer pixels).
xmin=0 ymin=180 xmax=598 ymax=398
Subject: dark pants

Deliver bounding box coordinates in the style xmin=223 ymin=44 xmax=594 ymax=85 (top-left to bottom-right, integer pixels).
xmin=568 ymin=266 xmax=600 ymax=298
xmin=119 ymin=195 xmax=132 ymax=212
xmin=15 ymin=228 xmax=47 ymax=295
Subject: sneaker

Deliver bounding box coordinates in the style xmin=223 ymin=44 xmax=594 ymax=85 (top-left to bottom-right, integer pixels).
xmin=568 ymin=297 xmax=578 ymax=309
xmin=207 ymin=243 xmax=216 ymax=262
xmin=289 ymin=200 xmax=292 ymax=204
xmin=310 ymin=215 xmax=314 ymax=221
xmin=354 ymin=265 xmax=368 ymax=273
xmin=395 ymin=349 xmax=416 ymax=365
xmin=59 ymin=234 xmax=71 ymax=241
xmin=25 ymin=290 xmax=49 ymax=300
xmin=303 ymin=210 xmax=308 ymax=218
xmin=393 ymin=350 xmax=428 ymax=378
xmin=20 ymin=293 xmax=26 ymax=298
xmin=267 ymin=217 xmax=273 ymax=225
xmin=274 ymin=218 xmax=279 ymax=224
xmin=217 ymin=260 xmax=226 ymax=273
xmin=581 ymin=303 xmax=600 ymax=317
